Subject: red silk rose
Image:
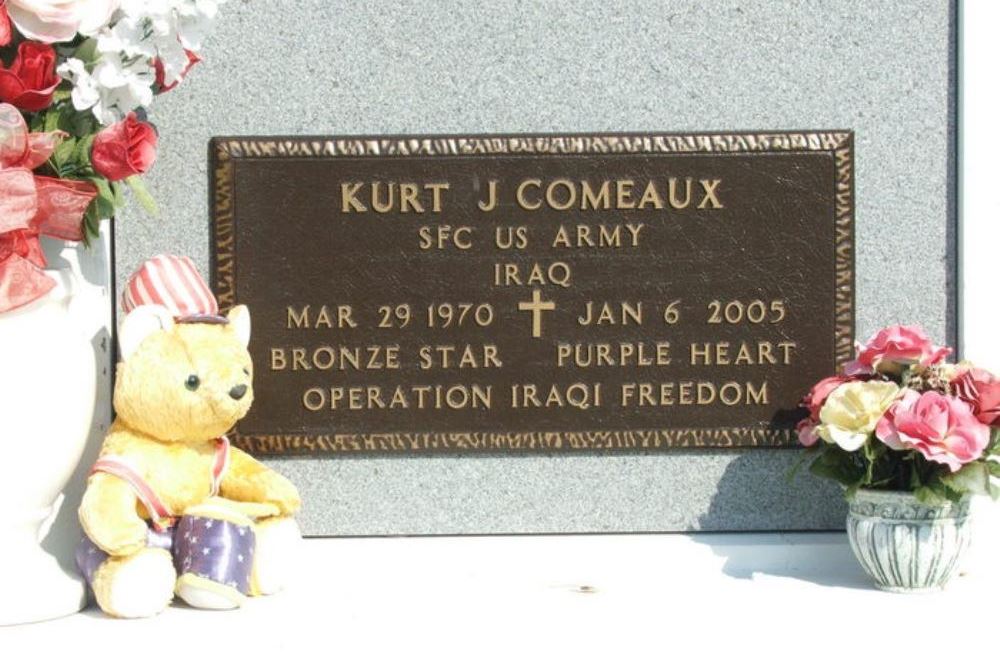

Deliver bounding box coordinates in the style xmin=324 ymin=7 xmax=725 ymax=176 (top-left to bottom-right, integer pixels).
xmin=0 ymin=41 xmax=61 ymax=111
xmin=1 ymin=4 xmax=12 ymax=47
xmin=952 ymin=368 xmax=1000 ymax=426
xmin=90 ymin=113 xmax=158 ymax=181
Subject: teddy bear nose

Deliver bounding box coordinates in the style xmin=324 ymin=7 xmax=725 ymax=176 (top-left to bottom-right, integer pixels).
xmin=229 ymin=384 xmax=248 ymax=400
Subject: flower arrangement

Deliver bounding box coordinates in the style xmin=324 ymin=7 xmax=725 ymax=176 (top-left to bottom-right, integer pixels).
xmin=0 ymin=0 xmax=225 ymax=313
xmin=796 ymin=324 xmax=1000 ymax=503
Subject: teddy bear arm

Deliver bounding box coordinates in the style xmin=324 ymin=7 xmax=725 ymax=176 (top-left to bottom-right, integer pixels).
xmin=79 ymin=473 xmax=149 ymax=557
xmin=221 ymin=448 xmax=301 ymax=516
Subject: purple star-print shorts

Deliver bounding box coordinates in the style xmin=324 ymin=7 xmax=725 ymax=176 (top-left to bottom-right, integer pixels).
xmin=76 ymin=514 xmax=256 ymax=596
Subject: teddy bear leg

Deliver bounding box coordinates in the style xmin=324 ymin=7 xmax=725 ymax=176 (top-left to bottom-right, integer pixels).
xmin=89 ymin=548 xmax=177 ymax=619
xmin=172 ymin=512 xmax=255 ymax=610
xmin=250 ymin=517 xmax=302 ymax=596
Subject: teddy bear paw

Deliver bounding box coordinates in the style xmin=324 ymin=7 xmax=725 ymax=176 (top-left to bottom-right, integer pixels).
xmin=93 ymin=548 xmax=176 ymax=619
xmin=252 ymin=517 xmax=302 ymax=595
xmin=175 ymin=573 xmax=247 ymax=610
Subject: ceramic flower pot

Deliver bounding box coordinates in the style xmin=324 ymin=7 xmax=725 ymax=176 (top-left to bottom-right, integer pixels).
xmin=847 ymin=488 xmax=972 ymax=593
xmin=0 ymin=232 xmax=112 ymax=625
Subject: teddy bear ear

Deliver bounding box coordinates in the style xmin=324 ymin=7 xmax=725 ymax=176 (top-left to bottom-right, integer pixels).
xmin=119 ymin=305 xmax=175 ymax=360
xmin=227 ymin=304 xmax=251 ymax=348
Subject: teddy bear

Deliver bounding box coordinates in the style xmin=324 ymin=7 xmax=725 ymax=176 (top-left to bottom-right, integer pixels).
xmin=75 ymin=255 xmax=301 ymax=618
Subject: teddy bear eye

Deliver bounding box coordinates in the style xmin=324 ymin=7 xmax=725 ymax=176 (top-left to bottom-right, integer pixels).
xmin=243 ymin=368 xmax=250 ymax=376
xmin=185 ymin=374 xmax=201 ymax=391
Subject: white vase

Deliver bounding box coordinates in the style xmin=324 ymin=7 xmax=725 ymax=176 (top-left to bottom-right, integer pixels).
xmin=847 ymin=488 xmax=972 ymax=593
xmin=0 ymin=229 xmax=112 ymax=625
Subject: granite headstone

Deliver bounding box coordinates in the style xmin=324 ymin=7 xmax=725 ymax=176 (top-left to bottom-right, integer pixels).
xmin=116 ymin=1 xmax=956 ymax=534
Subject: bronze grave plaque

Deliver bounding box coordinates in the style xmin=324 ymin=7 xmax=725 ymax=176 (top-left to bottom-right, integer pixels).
xmin=210 ymin=132 xmax=854 ymax=455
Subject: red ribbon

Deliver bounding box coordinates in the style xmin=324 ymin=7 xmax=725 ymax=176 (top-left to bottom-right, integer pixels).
xmin=0 ymin=103 xmax=97 ymax=313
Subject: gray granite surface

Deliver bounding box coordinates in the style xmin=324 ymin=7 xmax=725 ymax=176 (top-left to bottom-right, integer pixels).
xmin=115 ymin=0 xmax=956 ymax=534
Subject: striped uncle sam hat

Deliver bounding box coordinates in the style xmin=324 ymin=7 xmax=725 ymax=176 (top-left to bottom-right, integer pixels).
xmin=122 ymin=255 xmax=225 ymax=323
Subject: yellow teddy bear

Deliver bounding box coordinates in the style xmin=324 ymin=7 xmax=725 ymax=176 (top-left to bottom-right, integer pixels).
xmin=76 ymin=255 xmax=301 ymax=618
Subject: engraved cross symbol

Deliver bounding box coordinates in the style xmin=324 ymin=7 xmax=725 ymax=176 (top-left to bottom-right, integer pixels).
xmin=518 ymin=289 xmax=556 ymax=339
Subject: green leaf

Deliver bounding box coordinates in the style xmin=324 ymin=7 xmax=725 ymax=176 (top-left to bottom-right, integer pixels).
xmin=70 ymin=111 xmax=96 ymax=138
xmin=90 ymin=174 xmax=113 ymax=200
xmin=110 ymin=180 xmax=126 ymax=209
xmin=81 ymin=208 xmax=100 ymax=245
xmin=943 ymin=485 xmax=964 ymax=502
xmin=785 ymin=447 xmax=820 ymax=484
xmin=914 ymin=485 xmax=947 ymax=505
xmin=908 ymin=455 xmax=922 ymax=490
xmin=51 ymin=136 xmax=76 ymax=168
xmin=941 ymin=461 xmax=990 ymax=497
xmin=125 ymin=175 xmax=159 ymax=216
xmin=986 ymin=460 xmax=1000 ymax=478
xmin=29 ymin=112 xmax=45 ymax=133
xmin=43 ymin=109 xmax=62 ymax=133
xmin=73 ymin=38 xmax=99 ymax=65
xmin=987 ymin=428 xmax=1000 ymax=455
xmin=914 ymin=476 xmax=963 ymax=503
xmin=844 ymin=481 xmax=863 ymax=501
xmin=87 ymin=176 xmax=116 ymax=219
xmin=71 ymin=133 xmax=95 ymax=166
xmin=808 ymin=446 xmax=864 ymax=488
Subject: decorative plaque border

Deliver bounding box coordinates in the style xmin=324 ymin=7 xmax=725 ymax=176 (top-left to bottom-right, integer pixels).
xmin=210 ymin=131 xmax=854 ymax=455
